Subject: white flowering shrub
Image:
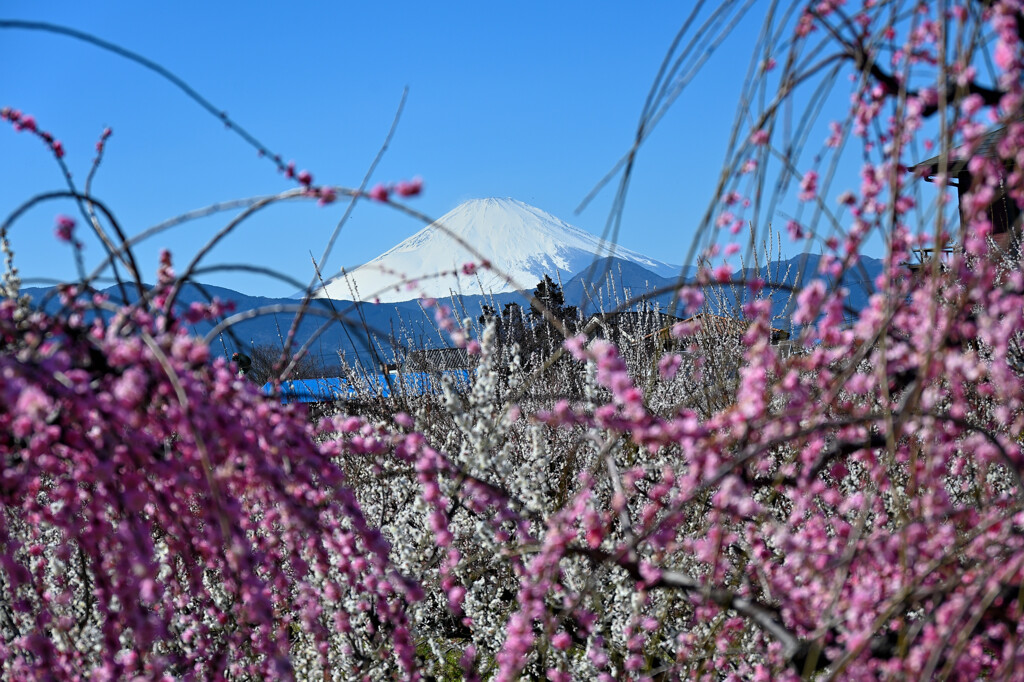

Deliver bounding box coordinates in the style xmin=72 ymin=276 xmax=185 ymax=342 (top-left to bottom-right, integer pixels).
xmin=3 ymin=2 xmax=1024 ymax=679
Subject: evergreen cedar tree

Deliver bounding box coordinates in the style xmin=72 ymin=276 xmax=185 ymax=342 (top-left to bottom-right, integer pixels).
xmin=479 ymin=274 xmax=579 ymax=358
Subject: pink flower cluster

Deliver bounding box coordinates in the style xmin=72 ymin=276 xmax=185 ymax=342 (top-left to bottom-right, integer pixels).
xmin=53 ymin=215 xmax=77 ymax=244
xmin=0 ymin=263 xmax=424 ymax=680
xmin=2 ymin=107 xmax=65 ymax=158
xmin=368 ymin=177 xmax=424 ymax=202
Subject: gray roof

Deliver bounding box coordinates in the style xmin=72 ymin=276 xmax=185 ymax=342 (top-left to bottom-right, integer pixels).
xmin=403 ymin=347 xmax=472 ymax=372
xmin=910 ymin=123 xmax=1014 ymax=178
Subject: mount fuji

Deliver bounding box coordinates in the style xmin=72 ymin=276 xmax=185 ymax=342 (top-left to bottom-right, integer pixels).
xmin=315 ymin=198 xmax=683 ymax=303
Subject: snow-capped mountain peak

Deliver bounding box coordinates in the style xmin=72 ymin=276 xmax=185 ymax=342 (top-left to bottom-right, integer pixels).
xmin=315 ymin=197 xmax=681 ymax=303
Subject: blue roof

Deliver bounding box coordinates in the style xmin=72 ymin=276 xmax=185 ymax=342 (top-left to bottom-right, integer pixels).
xmin=262 ymin=370 xmax=474 ymax=404
xmin=261 ymin=378 xmax=356 ymax=404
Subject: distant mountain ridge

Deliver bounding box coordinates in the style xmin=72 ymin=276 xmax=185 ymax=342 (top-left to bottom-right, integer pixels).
xmin=566 ymin=252 xmax=882 ymax=323
xmin=564 ymin=257 xmax=688 ymax=316
xmin=16 ymin=252 xmax=882 ymax=371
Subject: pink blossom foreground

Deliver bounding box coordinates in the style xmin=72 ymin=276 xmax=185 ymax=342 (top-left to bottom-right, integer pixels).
xmin=2 ymin=1 xmax=1024 ymax=679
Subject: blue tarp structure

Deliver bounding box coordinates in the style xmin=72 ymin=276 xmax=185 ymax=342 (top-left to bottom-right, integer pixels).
xmin=261 ymin=378 xmax=357 ymax=404
xmin=262 ymin=370 xmax=474 ymax=404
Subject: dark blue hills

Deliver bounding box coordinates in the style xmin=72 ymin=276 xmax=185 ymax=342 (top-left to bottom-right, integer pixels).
xmin=14 ymin=253 xmax=883 ymax=367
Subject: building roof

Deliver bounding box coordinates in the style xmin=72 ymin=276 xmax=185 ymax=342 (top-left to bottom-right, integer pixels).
xmin=586 ymin=310 xmax=686 ymax=343
xmin=403 ymin=347 xmax=473 ymax=371
xmin=263 ymin=378 xmax=356 ymax=404
xmin=682 ymin=312 xmax=751 ymax=335
xmin=644 ymin=312 xmax=790 ymax=343
xmin=910 ymin=123 xmax=1014 ymax=179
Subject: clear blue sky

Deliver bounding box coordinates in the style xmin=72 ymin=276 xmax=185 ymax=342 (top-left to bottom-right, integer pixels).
xmin=2 ymin=2 xmax=869 ymax=297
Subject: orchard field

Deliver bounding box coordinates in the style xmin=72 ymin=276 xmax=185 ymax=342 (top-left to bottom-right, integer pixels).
xmin=3 ymin=2 xmax=1024 ymax=679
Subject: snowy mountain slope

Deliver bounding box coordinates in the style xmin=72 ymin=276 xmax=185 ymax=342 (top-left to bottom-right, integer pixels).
xmin=315 ymin=198 xmax=683 ymax=303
